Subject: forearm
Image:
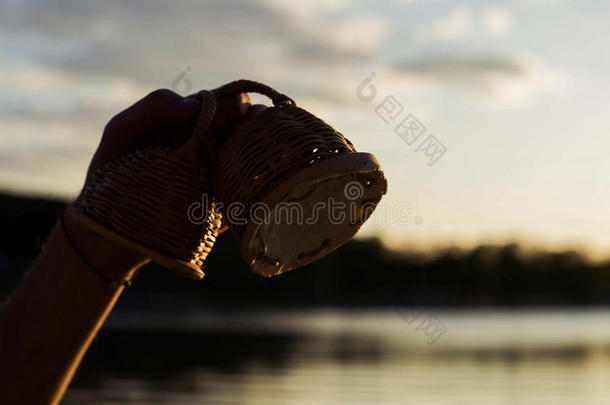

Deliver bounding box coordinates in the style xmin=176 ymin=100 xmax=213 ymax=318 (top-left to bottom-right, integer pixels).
xmin=0 ymin=87 xmax=233 ymax=404
xmin=0 ymin=209 xmax=146 ymax=405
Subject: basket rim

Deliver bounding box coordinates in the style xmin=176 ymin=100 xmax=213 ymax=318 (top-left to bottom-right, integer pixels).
xmin=238 ymin=152 xmax=386 ymax=262
xmin=67 ymin=206 xmax=206 ymax=280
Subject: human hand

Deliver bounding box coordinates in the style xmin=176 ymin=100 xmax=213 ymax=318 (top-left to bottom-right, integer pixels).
xmin=65 ymin=89 xmax=252 ymax=277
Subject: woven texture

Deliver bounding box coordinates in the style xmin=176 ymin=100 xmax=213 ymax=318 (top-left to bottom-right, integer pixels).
xmin=212 ymin=81 xmax=358 ymax=241
xmin=80 ymin=90 xmax=222 ymax=270
xmin=77 ymin=79 xmax=383 ymax=278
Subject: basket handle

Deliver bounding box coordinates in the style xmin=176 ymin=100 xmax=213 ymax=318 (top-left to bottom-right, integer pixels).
xmin=179 ymin=80 xmax=294 ymax=162
xmin=212 ymin=79 xmax=296 ymax=107
xmin=179 ymin=89 xmax=217 ymax=163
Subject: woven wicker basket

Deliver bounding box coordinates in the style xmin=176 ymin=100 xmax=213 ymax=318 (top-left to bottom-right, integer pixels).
xmin=212 ymin=80 xmax=387 ymax=277
xmin=68 ymin=90 xmax=223 ymax=280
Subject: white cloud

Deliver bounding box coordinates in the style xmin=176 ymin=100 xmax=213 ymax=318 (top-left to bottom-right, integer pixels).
xmin=0 ymin=61 xmax=142 ymax=110
xmin=527 ymin=0 xmax=564 ymax=5
xmin=415 ymin=5 xmax=515 ymax=42
xmin=415 ymin=5 xmax=474 ymax=42
xmin=394 ymin=55 xmax=568 ymax=108
xmin=0 ymin=58 xmax=145 ymax=137
xmin=482 ymin=6 xmax=513 ymax=37
xmin=480 ymin=56 xmax=567 ymax=107
xmin=260 ymin=0 xmax=352 ymax=17
xmin=0 ymin=117 xmax=95 ymax=197
xmin=260 ymin=0 xmax=389 ymax=53
xmin=395 ymin=0 xmax=437 ymax=4
xmin=332 ymin=14 xmax=391 ymax=52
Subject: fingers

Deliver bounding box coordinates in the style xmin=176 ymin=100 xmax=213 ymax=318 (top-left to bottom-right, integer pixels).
xmin=92 ymin=90 xmax=263 ymax=178
xmin=104 ymin=90 xmax=258 ymax=151
xmin=101 ymin=89 xmax=202 ymax=154
xmin=109 ymin=89 xmax=200 ymax=136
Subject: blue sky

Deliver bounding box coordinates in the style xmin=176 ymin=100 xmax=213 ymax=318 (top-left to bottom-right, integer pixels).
xmin=1 ymin=0 xmax=609 ymax=256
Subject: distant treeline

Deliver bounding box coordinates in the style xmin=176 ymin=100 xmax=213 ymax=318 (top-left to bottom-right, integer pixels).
xmin=1 ymin=191 xmax=610 ymax=307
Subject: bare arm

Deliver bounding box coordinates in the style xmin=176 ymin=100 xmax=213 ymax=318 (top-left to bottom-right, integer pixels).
xmin=0 ymin=89 xmax=250 ymax=405
xmin=0 ymin=210 xmax=146 ymax=404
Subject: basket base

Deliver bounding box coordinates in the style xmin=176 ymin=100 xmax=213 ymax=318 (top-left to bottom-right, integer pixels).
xmin=241 ymin=152 xmax=387 ymax=277
xmin=67 ymin=206 xmax=205 ymax=280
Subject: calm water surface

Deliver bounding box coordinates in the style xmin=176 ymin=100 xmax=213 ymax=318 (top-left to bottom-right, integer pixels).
xmin=63 ymin=308 xmax=610 ymax=404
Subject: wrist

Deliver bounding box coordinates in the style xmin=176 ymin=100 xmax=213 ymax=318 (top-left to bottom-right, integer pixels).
xmin=62 ymin=203 xmax=149 ymax=281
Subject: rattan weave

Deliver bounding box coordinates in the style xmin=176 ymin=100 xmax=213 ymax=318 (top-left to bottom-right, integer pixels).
xmin=74 ymin=79 xmax=387 ymax=280
xmin=211 ymin=80 xmax=387 ymax=276
xmin=75 ymin=90 xmax=222 ymax=279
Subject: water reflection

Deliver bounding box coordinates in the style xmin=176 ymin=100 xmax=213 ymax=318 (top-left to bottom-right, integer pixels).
xmin=63 ymin=309 xmax=610 ymax=404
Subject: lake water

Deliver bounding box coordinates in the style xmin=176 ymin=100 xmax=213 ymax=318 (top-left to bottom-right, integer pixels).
xmin=63 ymin=308 xmax=610 ymax=404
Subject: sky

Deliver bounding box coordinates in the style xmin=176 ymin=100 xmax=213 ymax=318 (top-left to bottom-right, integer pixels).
xmin=1 ymin=0 xmax=609 ymax=257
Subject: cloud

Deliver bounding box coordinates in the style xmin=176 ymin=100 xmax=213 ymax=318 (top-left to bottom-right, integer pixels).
xmin=0 ymin=116 xmax=95 ymax=197
xmin=0 ymin=0 xmax=570 ymax=201
xmin=395 ymin=0 xmax=440 ymax=4
xmin=414 ymin=5 xmax=474 ymax=42
xmin=397 ymin=57 xmax=524 ymax=79
xmin=0 ymin=0 xmax=390 ymax=88
xmin=0 ymin=60 xmax=142 ymax=111
xmin=394 ymin=55 xmax=567 ymax=106
xmin=481 ymin=6 xmax=513 ymax=37
xmin=414 ymin=5 xmax=514 ymax=42
xmin=260 ymin=0 xmax=390 ymax=54
xmin=260 ymin=0 xmax=352 ymax=17
xmin=0 ymin=0 xmax=394 ymax=195
xmin=527 ymin=0 xmax=565 ymax=5
xmin=0 ymin=0 xmax=392 ymax=118
xmin=332 ymin=14 xmax=391 ymax=52
xmin=0 ymin=0 xmax=369 ymax=118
